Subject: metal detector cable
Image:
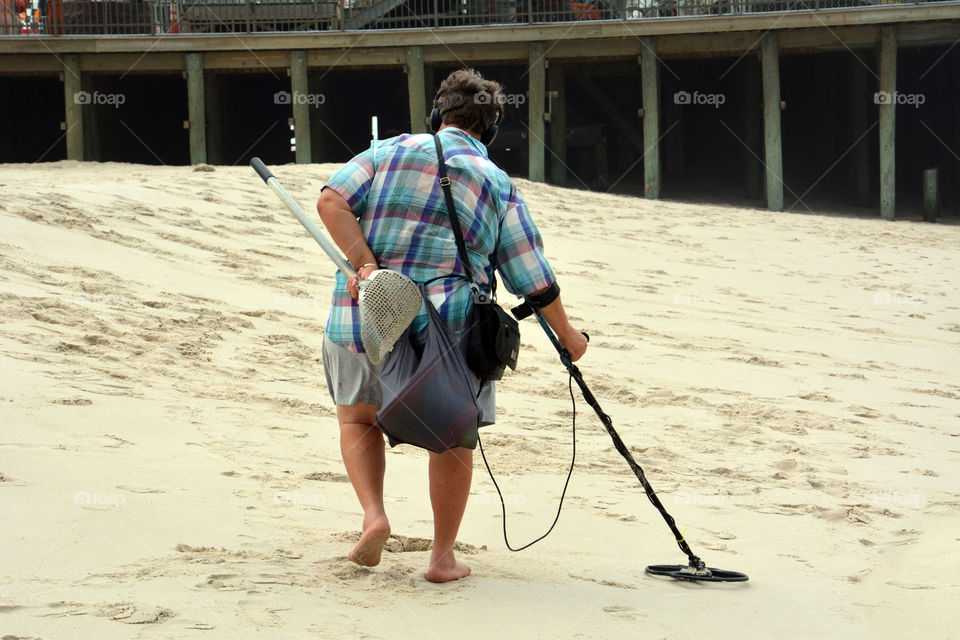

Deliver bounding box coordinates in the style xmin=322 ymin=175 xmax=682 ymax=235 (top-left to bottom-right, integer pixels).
xmin=477 ymin=373 xmax=577 ymax=551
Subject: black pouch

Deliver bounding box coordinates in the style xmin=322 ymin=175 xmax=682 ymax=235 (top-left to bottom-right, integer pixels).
xmin=466 ymin=299 xmax=520 ymax=382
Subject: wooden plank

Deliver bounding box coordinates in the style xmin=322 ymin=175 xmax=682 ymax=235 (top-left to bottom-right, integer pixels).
xmin=0 ymin=55 xmax=64 ymax=74
xmin=878 ymin=26 xmax=897 ymax=220
xmin=290 ymin=50 xmax=312 ymax=164
xmin=203 ymin=50 xmax=292 ymax=72
xmin=304 ymin=48 xmax=405 ymax=69
xmin=77 ymin=53 xmax=185 ymax=74
xmin=423 ymin=43 xmax=528 ymax=64
xmin=63 ymin=54 xmax=83 ymax=161
xmin=406 ymin=46 xmax=426 ymax=134
xmin=186 ymin=52 xmax=206 ymax=165
xmin=528 ymin=42 xmax=546 ymax=183
xmin=641 ymin=36 xmax=660 ymax=199
xmin=575 ymin=75 xmax=644 ymax=154
xmin=761 ymin=32 xmax=783 ymax=212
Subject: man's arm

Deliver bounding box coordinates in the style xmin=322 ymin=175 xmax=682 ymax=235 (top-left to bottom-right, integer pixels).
xmin=317 ymin=187 xmax=379 ymax=298
xmin=530 ymin=286 xmax=588 ymax=363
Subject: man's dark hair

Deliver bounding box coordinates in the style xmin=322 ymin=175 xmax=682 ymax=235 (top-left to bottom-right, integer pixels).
xmin=437 ymin=69 xmax=503 ymax=135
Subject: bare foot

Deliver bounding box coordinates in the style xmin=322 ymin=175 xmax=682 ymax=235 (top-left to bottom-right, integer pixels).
xmin=348 ymin=518 xmax=391 ymax=567
xmin=425 ymin=551 xmax=471 ymax=583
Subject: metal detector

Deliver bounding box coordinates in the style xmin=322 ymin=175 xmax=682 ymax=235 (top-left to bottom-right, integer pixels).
xmin=512 ymin=303 xmax=749 ymax=584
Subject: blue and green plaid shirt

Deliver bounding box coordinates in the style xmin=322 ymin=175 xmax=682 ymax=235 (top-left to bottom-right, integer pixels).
xmin=322 ymin=127 xmax=556 ymax=353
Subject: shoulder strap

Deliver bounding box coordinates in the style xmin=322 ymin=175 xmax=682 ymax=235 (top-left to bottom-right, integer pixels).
xmin=433 ymin=134 xmax=476 ymax=286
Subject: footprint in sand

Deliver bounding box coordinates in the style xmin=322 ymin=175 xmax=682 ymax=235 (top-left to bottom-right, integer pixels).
xmin=603 ymin=604 xmax=640 ymax=620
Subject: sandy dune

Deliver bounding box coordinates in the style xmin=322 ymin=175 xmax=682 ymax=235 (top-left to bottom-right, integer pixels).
xmin=1 ymin=161 xmax=958 ymax=639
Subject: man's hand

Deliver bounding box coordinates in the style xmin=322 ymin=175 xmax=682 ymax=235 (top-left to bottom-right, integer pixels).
xmin=347 ymin=264 xmax=379 ymax=300
xmin=533 ymin=288 xmax=587 ymax=363
xmin=558 ymin=327 xmax=588 ymax=362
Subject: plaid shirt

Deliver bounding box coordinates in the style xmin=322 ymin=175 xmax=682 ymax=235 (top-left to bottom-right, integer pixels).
xmin=322 ymin=127 xmax=556 ymax=353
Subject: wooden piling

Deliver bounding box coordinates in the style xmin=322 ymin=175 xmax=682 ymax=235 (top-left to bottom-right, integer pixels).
xmin=878 ymin=27 xmax=897 ymax=220
xmin=290 ymin=50 xmax=312 ymax=164
xmin=406 ymin=46 xmax=427 ymax=134
xmin=185 ymin=52 xmax=206 ymax=165
xmin=641 ymin=36 xmax=660 ymax=199
xmin=761 ymin=33 xmax=783 ymax=212
xmin=62 ymin=54 xmax=83 ymax=161
xmin=923 ymin=168 xmax=939 ymax=222
xmin=528 ymin=42 xmax=546 ymax=182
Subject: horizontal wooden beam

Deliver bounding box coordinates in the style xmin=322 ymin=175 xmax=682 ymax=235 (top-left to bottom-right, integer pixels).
xmin=0 ymin=4 xmax=956 ymax=56
xmin=1 ymin=11 xmax=957 ymax=75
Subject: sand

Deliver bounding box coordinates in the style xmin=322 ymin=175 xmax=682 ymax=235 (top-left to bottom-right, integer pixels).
xmin=1 ymin=160 xmax=958 ymax=639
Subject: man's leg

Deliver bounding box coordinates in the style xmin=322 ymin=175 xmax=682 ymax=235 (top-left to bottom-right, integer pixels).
xmin=426 ymin=447 xmax=473 ymax=583
xmin=337 ymin=402 xmax=391 ymax=566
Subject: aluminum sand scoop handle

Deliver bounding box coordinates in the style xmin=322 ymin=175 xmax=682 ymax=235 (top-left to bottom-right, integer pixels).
xmin=524 ymin=309 xmax=748 ymax=583
xmin=251 ymin=157 xmax=356 ymax=277
xmin=250 ymin=158 xmax=423 ymax=365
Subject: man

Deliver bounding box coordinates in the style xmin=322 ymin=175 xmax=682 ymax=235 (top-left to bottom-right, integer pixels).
xmin=317 ymin=69 xmax=587 ymax=583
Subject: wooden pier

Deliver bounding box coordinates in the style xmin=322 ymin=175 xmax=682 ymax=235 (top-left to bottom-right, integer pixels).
xmin=2 ymin=2 xmax=959 ymax=218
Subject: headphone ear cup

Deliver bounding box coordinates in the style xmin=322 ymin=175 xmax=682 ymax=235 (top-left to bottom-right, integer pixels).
xmin=480 ymin=108 xmax=503 ymax=146
xmin=480 ymin=122 xmax=498 ymax=146
xmin=430 ymin=106 xmax=442 ymax=133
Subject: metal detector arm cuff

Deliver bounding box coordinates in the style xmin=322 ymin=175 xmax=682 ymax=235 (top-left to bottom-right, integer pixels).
xmin=511 ymin=281 xmax=560 ymax=321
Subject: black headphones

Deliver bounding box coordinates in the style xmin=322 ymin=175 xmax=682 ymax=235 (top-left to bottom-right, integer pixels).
xmin=430 ymin=89 xmax=503 ymax=146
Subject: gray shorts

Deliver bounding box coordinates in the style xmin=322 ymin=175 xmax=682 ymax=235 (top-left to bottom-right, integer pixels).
xmin=322 ymin=333 xmax=496 ymax=425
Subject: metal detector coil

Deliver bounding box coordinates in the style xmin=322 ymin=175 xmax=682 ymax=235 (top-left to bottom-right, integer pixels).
xmin=521 ymin=306 xmax=749 ymax=584
xmin=646 ymin=564 xmax=749 ymax=583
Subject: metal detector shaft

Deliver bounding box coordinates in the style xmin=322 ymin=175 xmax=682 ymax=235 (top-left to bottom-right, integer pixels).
xmin=250 ymin=157 xmax=357 ymax=277
xmin=531 ymin=311 xmax=706 ymax=571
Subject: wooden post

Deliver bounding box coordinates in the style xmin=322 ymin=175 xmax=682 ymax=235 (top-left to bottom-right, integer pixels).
xmin=185 ymin=53 xmax=206 ymax=166
xmin=62 ymin=54 xmax=83 ymax=161
xmin=548 ymin=62 xmax=566 ymax=186
xmin=743 ymin=56 xmax=762 ymax=200
xmin=406 ymin=46 xmax=427 ymax=134
xmin=922 ymin=168 xmax=939 ymax=222
xmin=849 ymin=57 xmax=871 ymax=206
xmin=878 ymin=27 xmax=897 ymax=220
xmin=204 ymin=73 xmax=223 ymax=165
xmin=641 ymin=36 xmax=660 ymax=199
xmin=761 ymin=33 xmax=784 ymax=212
xmin=528 ymin=42 xmax=546 ymax=182
xmin=290 ymin=50 xmax=312 ymax=164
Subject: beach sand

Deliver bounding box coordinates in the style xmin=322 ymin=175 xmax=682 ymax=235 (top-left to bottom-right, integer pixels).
xmin=1 ymin=161 xmax=958 ymax=639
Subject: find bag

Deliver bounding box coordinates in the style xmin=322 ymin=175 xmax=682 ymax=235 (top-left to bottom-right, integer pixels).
xmin=433 ymin=134 xmax=521 ymax=383
xmin=375 ymin=282 xmax=481 ymax=453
